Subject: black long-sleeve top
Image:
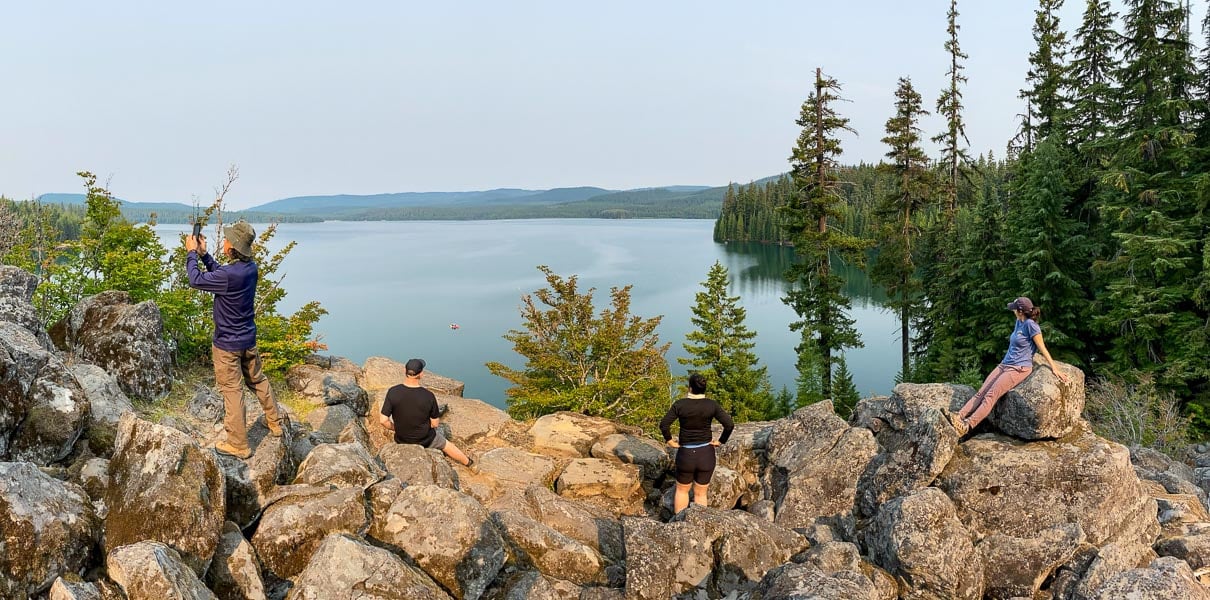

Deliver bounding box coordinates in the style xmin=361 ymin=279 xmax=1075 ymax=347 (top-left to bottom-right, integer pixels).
xmin=660 ymin=396 xmax=734 ymax=445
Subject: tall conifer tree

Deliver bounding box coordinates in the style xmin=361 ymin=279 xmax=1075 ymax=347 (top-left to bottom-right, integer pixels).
xmin=1018 ymin=0 xmax=1071 ymax=148
xmin=780 ymin=68 xmax=870 ymax=398
xmin=1069 ymin=0 xmax=1120 ymax=153
xmin=933 ymin=0 xmax=972 ymax=220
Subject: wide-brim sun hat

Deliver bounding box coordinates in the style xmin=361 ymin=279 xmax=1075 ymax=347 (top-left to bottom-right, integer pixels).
xmin=223 ymin=221 xmax=255 ymax=256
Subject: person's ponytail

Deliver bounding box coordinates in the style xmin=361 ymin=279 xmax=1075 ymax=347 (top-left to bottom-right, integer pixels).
xmin=1027 ymin=306 xmax=1042 ymax=322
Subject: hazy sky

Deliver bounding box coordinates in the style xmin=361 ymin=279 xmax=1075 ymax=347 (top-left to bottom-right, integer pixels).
xmin=2 ymin=1 xmax=1198 ymax=209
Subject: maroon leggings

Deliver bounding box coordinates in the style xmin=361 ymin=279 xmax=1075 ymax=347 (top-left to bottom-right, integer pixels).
xmin=958 ymin=364 xmax=1032 ymax=427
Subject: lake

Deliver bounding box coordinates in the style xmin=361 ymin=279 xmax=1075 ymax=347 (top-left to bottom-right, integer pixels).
xmin=159 ymin=219 xmax=899 ymax=408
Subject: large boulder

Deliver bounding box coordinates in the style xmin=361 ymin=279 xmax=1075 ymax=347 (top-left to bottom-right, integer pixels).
xmin=676 ymin=506 xmax=810 ymax=596
xmin=1155 ymin=523 xmax=1210 ymax=571
xmin=69 ymin=363 xmax=133 ymax=456
xmin=488 ymin=571 xmax=587 ymax=600
xmin=286 ymin=533 xmax=451 ymax=600
xmin=51 ymin=291 xmax=172 ymax=400
xmin=48 ymin=577 xmax=102 ymax=600
xmin=524 ymin=485 xmax=625 ymax=565
xmin=251 ymin=485 xmax=368 ymax=582
xmin=0 ymin=462 xmax=98 ymax=599
xmin=292 ymin=442 xmax=385 ymax=489
xmin=1092 ymin=556 xmax=1210 ymax=599
xmin=863 ymin=487 xmax=983 ymax=600
xmin=361 ymin=357 xmax=465 ymax=397
xmin=7 ymin=355 xmax=89 ymax=465
xmin=477 ymin=447 xmax=558 ymax=488
xmin=491 ymin=510 xmax=608 ymax=586
xmin=304 ymin=403 xmax=359 ymax=443
xmin=437 ymin=395 xmax=513 ymax=448
xmin=0 ymin=267 xmax=51 ymax=347
xmin=766 ymin=402 xmax=878 ymax=529
xmin=752 ymin=563 xmax=888 ymax=600
xmin=991 ymin=356 xmax=1086 ymax=440
xmin=715 ymin=421 xmax=774 ymax=506
xmin=622 ymin=516 xmax=714 ymax=600
xmin=378 ymin=443 xmax=459 ymax=489
xmin=105 ymin=414 xmax=226 ymax=576
xmin=285 ymin=365 xmax=368 ymax=416
xmin=935 ymin=425 xmax=1159 ymax=548
xmin=977 ymin=524 xmax=1085 ymax=599
xmin=529 ymin=412 xmax=622 ymax=458
xmin=590 ymin=433 xmax=671 ymax=480
xmin=368 ymin=485 xmax=506 ymax=600
xmin=1131 ymin=446 xmax=1207 ymax=504
xmin=205 ymin=522 xmax=266 ymax=600
xmin=106 ymin=541 xmax=217 ymax=600
xmin=794 ymin=541 xmax=898 ymax=600
xmin=216 ymin=433 xmax=296 ymax=529
xmin=852 ymin=384 xmax=972 ymax=433
xmin=555 ymin=458 xmax=645 ymax=515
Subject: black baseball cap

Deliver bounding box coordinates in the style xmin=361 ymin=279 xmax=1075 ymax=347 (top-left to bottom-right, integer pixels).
xmin=405 ymin=358 xmax=426 ymax=376
xmin=1007 ymin=297 xmax=1034 ymax=312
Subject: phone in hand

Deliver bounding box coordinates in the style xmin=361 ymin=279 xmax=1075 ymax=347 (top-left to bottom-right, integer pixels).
xmin=192 ymin=221 xmax=202 ymax=243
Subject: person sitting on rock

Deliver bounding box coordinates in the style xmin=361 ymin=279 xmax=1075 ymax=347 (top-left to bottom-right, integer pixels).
xmin=186 ymin=221 xmax=285 ymax=460
xmin=378 ymin=358 xmax=477 ymax=471
xmin=660 ymin=372 xmax=734 ymax=514
xmin=948 ymin=296 xmax=1069 ymax=437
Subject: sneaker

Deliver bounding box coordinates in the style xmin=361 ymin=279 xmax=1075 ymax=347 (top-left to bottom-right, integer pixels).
xmin=214 ymin=441 xmax=251 ymax=459
xmin=267 ymin=423 xmax=285 ymax=438
xmin=465 ymin=457 xmax=481 ymax=475
xmin=944 ymin=411 xmax=970 ymax=437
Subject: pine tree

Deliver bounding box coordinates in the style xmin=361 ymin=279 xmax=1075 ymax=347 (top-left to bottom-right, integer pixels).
xmin=933 ymin=0 xmax=973 ymax=220
xmin=679 ymin=261 xmax=775 ymax=421
xmin=1069 ymin=0 xmax=1120 ymax=153
xmin=831 ymin=354 xmax=861 ymax=418
xmin=780 ymin=68 xmax=871 ymax=398
xmin=873 ymin=77 xmax=934 ymax=378
xmin=1017 ymin=0 xmax=1071 ymax=149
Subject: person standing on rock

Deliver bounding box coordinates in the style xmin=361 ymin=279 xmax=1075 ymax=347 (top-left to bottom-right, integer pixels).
xmin=949 ymin=296 xmax=1069 ymax=437
xmin=378 ymin=358 xmax=478 ymax=471
xmin=660 ymin=372 xmax=734 ymax=514
xmin=185 ymin=221 xmax=285 ymax=459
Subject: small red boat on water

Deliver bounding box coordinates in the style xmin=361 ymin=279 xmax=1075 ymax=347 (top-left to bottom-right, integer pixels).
xmin=449 ymin=323 xmax=460 ymax=330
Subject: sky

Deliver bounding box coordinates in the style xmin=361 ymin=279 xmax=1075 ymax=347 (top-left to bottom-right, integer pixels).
xmin=2 ymin=1 xmax=1203 ymax=210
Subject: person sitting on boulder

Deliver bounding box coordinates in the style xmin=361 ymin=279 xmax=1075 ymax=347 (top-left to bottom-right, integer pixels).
xmin=948 ymin=296 xmax=1069 ymax=437
xmin=660 ymin=372 xmax=734 ymax=514
xmin=377 ymin=358 xmax=477 ymax=471
xmin=185 ymin=221 xmax=285 ymax=459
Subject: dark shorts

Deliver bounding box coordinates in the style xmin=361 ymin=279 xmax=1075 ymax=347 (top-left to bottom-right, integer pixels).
xmin=674 ymin=445 xmax=716 ymax=485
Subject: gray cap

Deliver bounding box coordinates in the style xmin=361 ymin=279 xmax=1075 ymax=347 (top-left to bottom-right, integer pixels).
xmin=223 ymin=221 xmax=255 ymax=257
xmin=1007 ymin=297 xmax=1034 ymax=312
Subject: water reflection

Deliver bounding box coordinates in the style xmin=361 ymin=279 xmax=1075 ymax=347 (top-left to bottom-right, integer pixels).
xmin=719 ymin=242 xmax=887 ymax=308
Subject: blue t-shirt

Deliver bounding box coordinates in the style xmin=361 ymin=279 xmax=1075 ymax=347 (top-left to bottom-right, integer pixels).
xmin=1001 ymin=318 xmax=1041 ymax=367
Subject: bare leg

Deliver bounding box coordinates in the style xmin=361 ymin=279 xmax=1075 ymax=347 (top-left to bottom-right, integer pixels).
xmin=442 ymin=441 xmax=470 ymax=466
xmin=692 ymin=482 xmax=710 ymax=507
xmin=674 ymin=482 xmax=692 ymax=513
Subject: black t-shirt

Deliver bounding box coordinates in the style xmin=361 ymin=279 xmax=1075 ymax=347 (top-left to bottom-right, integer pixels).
xmin=380 ymin=384 xmax=440 ymax=445
xmin=660 ymin=396 xmax=734 ymax=445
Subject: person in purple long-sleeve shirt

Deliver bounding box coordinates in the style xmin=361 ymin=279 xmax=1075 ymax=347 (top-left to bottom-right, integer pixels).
xmin=186 ymin=221 xmax=284 ymax=459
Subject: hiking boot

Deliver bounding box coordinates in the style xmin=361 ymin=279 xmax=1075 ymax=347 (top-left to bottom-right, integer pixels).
xmin=465 ymin=457 xmax=481 ymax=475
xmin=267 ymin=422 xmax=285 ymax=438
xmin=944 ymin=411 xmax=970 ymax=437
xmin=214 ymin=441 xmax=252 ymax=459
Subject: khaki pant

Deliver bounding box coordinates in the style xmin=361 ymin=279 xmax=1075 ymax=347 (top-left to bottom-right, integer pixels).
xmin=959 ymin=364 xmax=1033 ymax=427
xmin=213 ymin=345 xmax=281 ymax=452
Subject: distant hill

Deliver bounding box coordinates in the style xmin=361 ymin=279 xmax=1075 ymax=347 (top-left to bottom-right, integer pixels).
xmin=246 ymin=187 xmax=614 ymax=216
xmin=33 ymin=194 xmax=319 ymax=224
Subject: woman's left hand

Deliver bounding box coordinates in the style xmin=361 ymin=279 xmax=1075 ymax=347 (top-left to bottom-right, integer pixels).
xmin=1054 ymin=370 xmax=1069 ymax=384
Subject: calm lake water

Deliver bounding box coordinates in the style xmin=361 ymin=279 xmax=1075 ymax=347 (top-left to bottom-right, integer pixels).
xmin=159 ymin=220 xmax=899 ymax=408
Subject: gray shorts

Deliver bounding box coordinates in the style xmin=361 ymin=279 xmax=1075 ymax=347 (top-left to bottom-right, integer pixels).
xmin=424 ymin=430 xmax=448 ymax=451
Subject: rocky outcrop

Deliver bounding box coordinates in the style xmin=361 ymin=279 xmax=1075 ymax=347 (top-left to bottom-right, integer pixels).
xmin=0 ymin=266 xmax=51 ymax=348
xmin=107 ymin=541 xmax=217 ymax=600
xmin=105 ymin=414 xmax=226 ymax=576
xmin=992 ymin=355 xmax=1087 ymax=440
xmin=530 ymin=412 xmax=623 ymax=458
xmin=362 ymin=356 xmax=465 ymax=397
xmin=1092 ymin=556 xmax=1210 ymax=599
xmin=492 ymin=510 xmax=609 ymax=585
xmin=287 ymin=533 xmax=451 ymax=600
xmin=51 ymin=291 xmax=172 ymax=400
xmin=0 ymin=462 xmax=98 ymax=599
xmin=205 ymin=522 xmax=265 ymax=600
xmin=378 ymin=443 xmax=459 ymax=488
xmin=69 ymin=364 xmax=133 ymax=456
xmin=0 ymin=322 xmax=90 ymax=465
xmin=556 ymin=458 xmax=645 ymax=515
xmin=292 ymin=442 xmax=384 ymax=489
xmin=251 ymin=486 xmax=368 ymax=582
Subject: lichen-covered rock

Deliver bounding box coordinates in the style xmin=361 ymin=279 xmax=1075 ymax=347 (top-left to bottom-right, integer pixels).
xmin=286 ymin=533 xmax=451 ymax=600
xmin=105 ymin=414 xmax=225 ymax=576
xmin=69 ymin=364 xmax=133 ymax=456
xmin=368 ymin=485 xmax=505 ymax=600
xmin=855 ymin=405 xmax=957 ymax=519
xmin=935 ymin=425 xmax=1159 ymax=548
xmin=437 ymin=395 xmax=513 ymax=447
xmin=0 ymin=462 xmax=97 ymax=599
xmin=204 ymin=522 xmax=265 ymax=600
xmin=676 ymin=506 xmax=809 ymax=596
xmin=795 ymin=542 xmax=898 ymax=600
xmin=622 ymin=516 xmax=713 ymax=600
xmin=305 ymin=404 xmax=358 ymax=443
xmin=185 ymin=385 xmax=222 ymax=423
xmin=216 ymin=433 xmax=295 ymax=529
xmin=529 ymin=412 xmax=621 ymax=458
xmin=1092 ymin=556 xmax=1210 ymax=599
xmin=752 ymin=563 xmax=889 ymax=600
xmin=977 ymin=524 xmax=1085 ymax=599
xmin=477 ymin=447 xmax=558 ymax=487
xmin=658 ymin=465 xmax=745 ymax=512
xmin=991 ymin=356 xmax=1085 ymax=440
xmin=1131 ymin=446 xmax=1207 ymax=505
xmin=0 ymin=267 xmax=49 ymax=344
xmin=293 ymin=442 xmax=385 ymax=489
xmin=766 ymin=402 xmax=878 ymax=529
xmin=252 ymin=485 xmax=368 ymax=582
xmin=1155 ymin=525 xmax=1210 ymax=571
xmin=8 ymin=360 xmax=89 ymax=465
xmin=852 ymin=384 xmax=972 ymax=433
xmin=590 ymin=434 xmax=670 ymax=479
xmin=51 ymin=291 xmax=172 ymax=400
xmin=49 ymin=576 xmax=101 ymax=600
xmin=286 ymin=365 xmax=368 ymax=416
xmin=490 ymin=571 xmax=585 ymax=600
xmin=361 ymin=357 xmax=465 ymax=397
xmin=0 ymin=322 xmax=42 ymax=458
xmin=492 ymin=510 xmax=608 ymax=585
xmin=555 ymin=458 xmax=644 ymax=515
xmin=107 ymin=541 xmax=217 ymax=600
xmin=863 ymin=487 xmax=983 ymax=600
xmin=378 ymin=443 xmax=459 ymax=488
xmin=524 ymin=485 xmax=625 ymax=565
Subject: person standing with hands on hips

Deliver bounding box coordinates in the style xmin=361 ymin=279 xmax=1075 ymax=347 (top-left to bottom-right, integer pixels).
xmin=186 ymin=221 xmax=285 ymax=459
xmin=949 ymin=296 xmax=1069 ymax=437
xmin=660 ymin=372 xmax=734 ymax=514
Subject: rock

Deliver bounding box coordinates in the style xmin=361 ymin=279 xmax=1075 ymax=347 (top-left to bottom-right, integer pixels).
xmin=252 ymin=486 xmax=369 ymax=582
xmin=378 ymin=443 xmax=458 ymax=488
xmin=105 ymin=414 xmax=226 ymax=576
xmin=766 ymin=402 xmax=878 ymax=529
xmin=185 ymin=385 xmax=223 ymax=423
xmin=1131 ymin=446 xmax=1207 ymax=504
xmin=977 ymin=524 xmax=1085 ymax=599
xmin=676 ymin=506 xmax=810 ymax=596
xmin=555 ymin=458 xmax=644 ymax=515
xmin=852 ymin=384 xmax=972 ymax=433
xmin=337 ymin=419 xmax=372 ymax=452
xmin=492 ymin=510 xmax=608 ymax=585
xmin=0 ymin=266 xmax=51 ymax=347
xmin=477 ymin=447 xmax=558 ymax=487
xmin=991 ymin=356 xmax=1086 ymax=440
xmin=1092 ymin=556 xmax=1210 ymax=599
xmin=1064 ymin=540 xmax=1158 ymax=600
xmin=0 ymin=462 xmax=98 ymax=599
xmin=76 ymin=457 xmax=109 ymax=517
xmin=525 ymin=485 xmax=625 ymax=564
xmin=752 ymin=563 xmax=886 ymax=600
xmin=217 ymin=434 xmax=295 ymax=529
xmin=304 ymin=353 xmax=362 ymax=376
xmin=863 ymin=487 xmax=983 ymax=600
xmin=437 ymin=395 xmax=513 ymax=447
xmin=590 ymin=434 xmax=671 ymax=479
xmin=206 ymin=522 xmax=266 ymax=600
xmin=622 ymin=516 xmax=713 ymax=600
xmin=935 ymin=425 xmax=1159 ymax=548
xmin=286 ymin=366 xmax=368 ymax=416
xmin=49 ymin=577 xmax=101 ymax=600
xmin=795 ymin=542 xmax=898 ymax=600
xmin=303 ymin=404 xmax=358 ymax=443
xmin=715 ymin=421 xmax=774 ymax=505
xmin=8 ymin=358 xmax=89 ymax=465
xmin=361 ymin=357 xmax=466 ymax=397
xmin=107 ymin=541 xmax=217 ymax=600
xmin=1156 ymin=494 xmax=1210 ymax=532
xmin=1155 ymin=527 xmax=1210 ymax=571
xmin=286 ymin=533 xmax=451 ymax=600
xmin=491 ymin=571 xmax=585 ymax=600
xmin=51 ymin=291 xmax=172 ymax=400
xmin=529 ymin=412 xmax=621 ymax=458
xmin=368 ymin=485 xmax=505 ymax=600
xmin=658 ymin=465 xmax=745 ymax=512
xmin=293 ymin=442 xmax=385 ymax=489
xmin=0 ymin=322 xmax=43 ymax=458
xmin=70 ymin=364 xmax=133 ymax=456
xmin=855 ymin=405 xmax=957 ymax=519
